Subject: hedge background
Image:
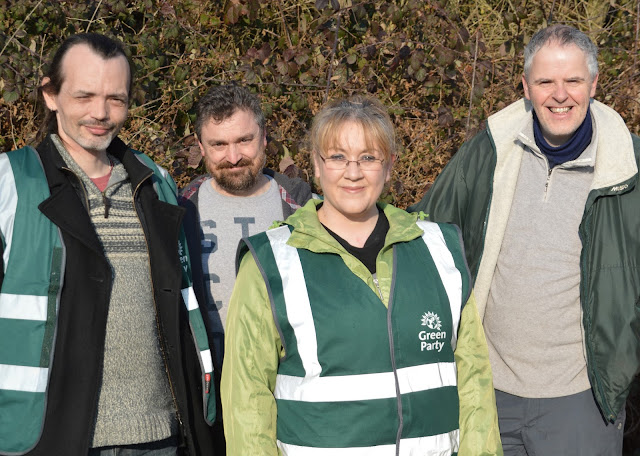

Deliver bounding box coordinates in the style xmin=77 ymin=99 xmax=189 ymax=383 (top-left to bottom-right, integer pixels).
xmin=0 ymin=0 xmax=639 ymax=452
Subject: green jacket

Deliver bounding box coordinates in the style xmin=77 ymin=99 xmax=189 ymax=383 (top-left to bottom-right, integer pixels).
xmin=221 ymin=200 xmax=502 ymax=455
xmin=410 ymin=98 xmax=640 ymax=422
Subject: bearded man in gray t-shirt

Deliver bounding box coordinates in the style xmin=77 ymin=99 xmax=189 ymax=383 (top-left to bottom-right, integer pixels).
xmin=180 ymin=85 xmax=312 ymax=376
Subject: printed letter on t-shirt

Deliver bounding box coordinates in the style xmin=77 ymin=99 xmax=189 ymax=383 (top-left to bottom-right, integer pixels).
xmin=234 ymin=217 xmax=256 ymax=238
xmin=200 ymin=219 xmax=222 ymax=310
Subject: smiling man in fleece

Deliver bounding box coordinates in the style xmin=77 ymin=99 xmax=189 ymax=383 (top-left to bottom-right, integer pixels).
xmin=410 ymin=24 xmax=640 ymax=455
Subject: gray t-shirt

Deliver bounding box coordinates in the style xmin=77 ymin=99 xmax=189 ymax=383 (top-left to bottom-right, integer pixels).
xmin=197 ymin=177 xmax=284 ymax=365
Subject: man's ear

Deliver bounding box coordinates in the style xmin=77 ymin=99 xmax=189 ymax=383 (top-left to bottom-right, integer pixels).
xmin=41 ymin=77 xmax=57 ymax=111
xmin=522 ymin=74 xmax=530 ymax=100
xmin=197 ymin=135 xmax=206 ymax=157
xmin=590 ymin=73 xmax=599 ymax=98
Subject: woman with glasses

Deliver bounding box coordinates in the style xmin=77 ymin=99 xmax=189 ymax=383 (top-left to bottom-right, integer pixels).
xmin=221 ymin=96 xmax=502 ymax=455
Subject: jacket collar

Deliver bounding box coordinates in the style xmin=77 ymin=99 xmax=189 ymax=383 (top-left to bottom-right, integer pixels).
xmin=285 ymin=199 xmax=423 ymax=254
xmin=36 ymin=135 xmax=153 ymax=190
xmin=487 ymin=98 xmax=637 ymax=191
xmin=516 ymin=112 xmax=597 ymax=170
xmin=35 ymin=135 xmax=153 ymax=256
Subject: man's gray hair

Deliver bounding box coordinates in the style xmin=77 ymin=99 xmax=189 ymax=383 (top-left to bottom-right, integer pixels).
xmin=524 ymin=24 xmax=598 ymax=80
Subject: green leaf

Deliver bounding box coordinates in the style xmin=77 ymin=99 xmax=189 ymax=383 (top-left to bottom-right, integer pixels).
xmin=3 ymin=91 xmax=18 ymax=103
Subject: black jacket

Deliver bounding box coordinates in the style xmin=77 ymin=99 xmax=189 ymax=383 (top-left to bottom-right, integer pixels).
xmin=20 ymin=136 xmax=215 ymax=455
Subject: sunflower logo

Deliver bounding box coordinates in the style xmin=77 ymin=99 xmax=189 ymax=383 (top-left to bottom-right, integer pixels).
xmin=421 ymin=311 xmax=441 ymax=330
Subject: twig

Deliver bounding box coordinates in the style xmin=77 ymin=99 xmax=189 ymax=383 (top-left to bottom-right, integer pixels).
xmin=466 ymin=31 xmax=480 ymax=134
xmin=635 ymin=1 xmax=639 ymax=68
xmin=324 ymin=11 xmax=342 ymax=102
xmin=548 ymin=0 xmax=557 ymax=24
xmin=277 ymin=0 xmax=293 ymax=49
xmin=0 ymin=0 xmax=43 ymax=58
xmin=85 ymin=0 xmax=104 ymax=33
xmin=9 ymin=109 xmax=17 ymax=150
xmin=0 ymin=32 xmax=40 ymax=58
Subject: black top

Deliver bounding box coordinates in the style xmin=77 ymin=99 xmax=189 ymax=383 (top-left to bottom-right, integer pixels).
xmin=322 ymin=206 xmax=390 ymax=274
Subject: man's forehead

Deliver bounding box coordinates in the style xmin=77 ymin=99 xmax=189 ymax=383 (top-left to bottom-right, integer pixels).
xmin=528 ymin=42 xmax=591 ymax=77
xmin=203 ymin=110 xmax=261 ymax=134
xmin=60 ymin=44 xmax=130 ymax=88
xmin=535 ymin=41 xmax=588 ymax=60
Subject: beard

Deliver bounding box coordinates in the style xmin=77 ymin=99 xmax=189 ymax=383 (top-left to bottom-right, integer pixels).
xmin=61 ymin=120 xmax=120 ymax=154
xmin=207 ymin=155 xmax=265 ymax=194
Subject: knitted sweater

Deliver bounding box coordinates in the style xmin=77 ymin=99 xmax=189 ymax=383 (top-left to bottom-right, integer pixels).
xmin=53 ymin=136 xmax=177 ymax=447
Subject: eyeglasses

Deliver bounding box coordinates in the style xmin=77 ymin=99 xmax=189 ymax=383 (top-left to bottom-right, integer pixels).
xmin=317 ymin=154 xmax=385 ymax=171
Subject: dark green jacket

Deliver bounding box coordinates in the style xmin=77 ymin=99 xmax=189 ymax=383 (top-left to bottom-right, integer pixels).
xmin=410 ymin=98 xmax=640 ymax=422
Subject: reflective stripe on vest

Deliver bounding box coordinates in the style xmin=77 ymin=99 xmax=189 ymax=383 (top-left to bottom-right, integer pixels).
xmin=278 ymin=433 xmax=460 ymax=456
xmin=181 ymin=285 xmax=214 ymax=374
xmin=416 ymin=220 xmax=463 ymax=351
xmin=0 ymin=147 xmax=63 ymax=454
xmin=253 ymin=222 xmax=465 ymax=455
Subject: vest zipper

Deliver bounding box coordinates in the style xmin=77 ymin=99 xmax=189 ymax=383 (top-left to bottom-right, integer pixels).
xmin=385 ymin=248 xmax=403 ymax=456
xmin=372 ymin=276 xmax=383 ymax=301
xmin=131 ymin=175 xmax=186 ymax=436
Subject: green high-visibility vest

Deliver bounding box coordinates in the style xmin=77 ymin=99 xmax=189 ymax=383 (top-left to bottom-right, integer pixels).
xmin=244 ymin=220 xmax=470 ymax=455
xmin=0 ymin=147 xmax=215 ymax=455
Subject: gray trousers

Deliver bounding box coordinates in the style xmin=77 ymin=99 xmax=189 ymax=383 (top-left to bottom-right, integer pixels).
xmin=496 ymin=389 xmax=625 ymax=456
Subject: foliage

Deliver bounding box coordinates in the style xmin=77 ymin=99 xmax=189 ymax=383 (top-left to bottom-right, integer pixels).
xmin=0 ymin=0 xmax=639 ymax=450
xmin=1 ymin=0 xmax=638 ymax=208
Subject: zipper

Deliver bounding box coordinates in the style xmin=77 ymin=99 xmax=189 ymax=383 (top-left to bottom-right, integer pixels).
xmin=132 ymin=174 xmax=186 ymax=435
xmin=62 ymin=167 xmax=90 ymax=211
xmin=62 ymin=166 xmax=110 ymax=218
xmin=385 ymin=247 xmax=402 ymax=456
xmin=102 ymin=192 xmax=111 ymax=218
xmin=372 ymin=276 xmax=383 ymax=301
xmin=543 ymin=166 xmax=553 ymax=201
